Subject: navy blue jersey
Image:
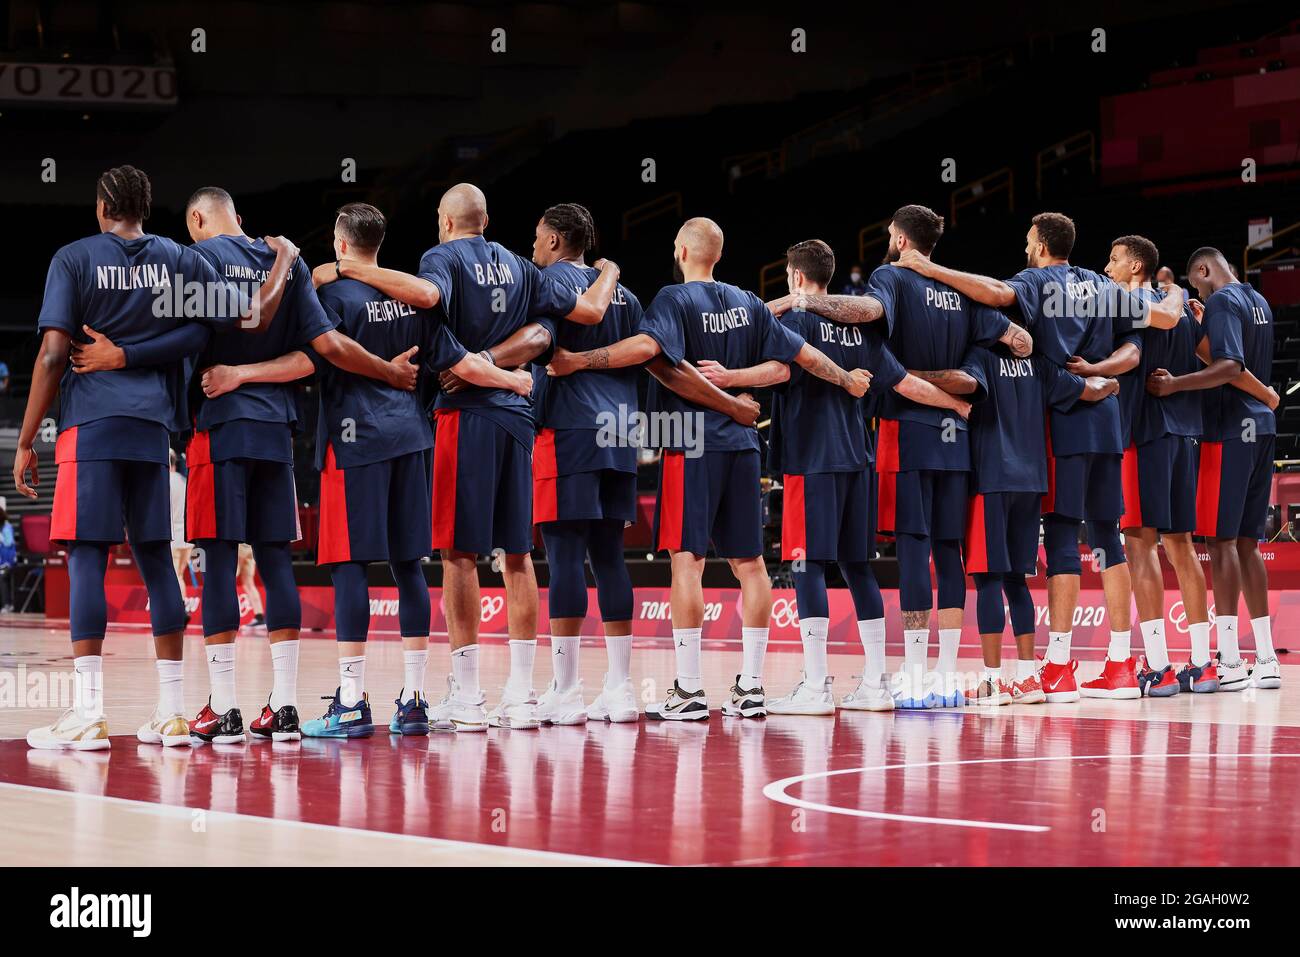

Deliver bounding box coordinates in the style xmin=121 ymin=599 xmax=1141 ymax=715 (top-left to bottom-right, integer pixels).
xmin=1128 ymin=288 xmax=1205 ymax=446
xmin=311 ymin=278 xmax=467 ymax=471
xmin=191 ymin=236 xmax=334 ymax=441
xmin=639 ymin=280 xmax=804 ymax=453
xmin=962 ymin=347 xmax=1085 ymax=494
xmin=1114 ymin=328 xmax=1146 ymax=448
xmin=1200 ymin=283 xmax=1274 ymax=442
xmin=769 ymin=309 xmax=905 ymax=474
xmin=867 ymin=265 xmax=1009 ymax=470
xmin=36 ymin=232 xmax=242 ymax=457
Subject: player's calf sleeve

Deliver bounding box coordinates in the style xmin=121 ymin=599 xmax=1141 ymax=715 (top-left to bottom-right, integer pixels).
xmin=252 ymin=542 xmax=301 ymax=632
xmin=792 ymin=560 xmax=830 ymax=619
xmin=330 ymin=561 xmax=370 ymax=642
xmin=933 ymin=538 xmax=966 ymax=610
xmin=838 ymin=560 xmax=884 ymax=621
xmin=973 ymin=573 xmax=1007 ymax=635
xmin=1043 ymin=515 xmax=1083 ymax=577
xmin=587 ymin=519 xmax=633 ymax=622
xmin=1003 ymin=573 xmax=1035 ymax=636
xmin=896 ymin=534 xmax=934 ymax=611
xmin=541 ymin=521 xmax=589 ymax=621
xmin=133 ymin=540 xmax=186 ymax=636
xmin=199 ymin=540 xmax=240 ymax=636
xmin=1084 ymin=521 xmax=1126 ymax=570
xmin=68 ymin=542 xmax=111 ymax=641
xmin=389 ymin=559 xmax=430 ymax=637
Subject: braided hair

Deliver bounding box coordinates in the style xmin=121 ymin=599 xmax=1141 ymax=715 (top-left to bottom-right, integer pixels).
xmin=541 ymin=202 xmax=596 ymax=254
xmin=96 ymin=165 xmax=152 ymax=222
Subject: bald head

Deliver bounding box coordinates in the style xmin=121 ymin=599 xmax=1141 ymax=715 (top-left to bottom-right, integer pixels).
xmin=437 ymin=183 xmax=488 ymax=240
xmin=677 ymin=217 xmax=724 ymax=266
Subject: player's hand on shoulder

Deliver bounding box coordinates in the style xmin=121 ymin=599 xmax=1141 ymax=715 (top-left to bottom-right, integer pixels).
xmin=731 ymin=392 xmax=760 ymax=427
xmin=510 ymin=369 xmax=533 ymax=397
xmin=1187 ymin=299 xmax=1204 ymax=323
xmin=891 ymin=248 xmax=930 ymax=274
xmin=311 ymin=261 xmax=337 ymax=289
xmin=846 ymin=367 xmax=873 ymax=398
xmin=70 ymin=325 xmax=126 ymax=373
xmin=263 ymin=235 xmax=301 ymax=263
xmin=696 ymin=359 xmax=732 ymax=389
xmin=765 ymin=294 xmax=794 ymax=317
xmin=593 ymin=258 xmax=619 ymax=277
xmin=201 ymin=364 xmax=243 ymax=399
xmin=387 ymin=346 xmax=420 ymax=392
xmin=13 ymin=445 xmax=38 ymax=499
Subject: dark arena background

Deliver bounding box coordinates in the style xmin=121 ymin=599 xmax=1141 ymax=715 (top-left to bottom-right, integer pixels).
xmin=1 ymin=0 xmax=1299 ymax=917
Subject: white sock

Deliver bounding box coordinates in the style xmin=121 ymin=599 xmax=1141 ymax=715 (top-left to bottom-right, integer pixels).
xmin=1139 ymin=619 xmax=1169 ymax=671
xmin=858 ymin=618 xmax=886 ymax=679
xmin=452 ymin=643 xmax=479 ymax=697
xmin=937 ymin=628 xmax=960 ymax=675
xmin=800 ymin=617 xmax=829 ymax=685
xmin=984 ymin=664 xmax=1002 ymax=684
xmin=339 ymin=654 xmax=365 ymax=707
xmin=1107 ymin=629 xmax=1131 ymax=661
xmin=1216 ymin=615 xmax=1240 ymax=663
xmin=403 ymin=649 xmax=427 ymax=699
xmin=1251 ymin=616 xmax=1275 ymax=659
xmin=740 ymin=626 xmax=769 ymax=688
xmin=1015 ymin=658 xmax=1036 ymax=681
xmin=506 ymin=639 xmax=536 ymax=694
xmin=73 ymin=655 xmax=104 ymax=720
xmin=552 ymin=636 xmax=580 ymax=691
xmin=903 ymin=629 xmax=929 ymax=670
xmin=269 ymin=640 xmax=298 ymax=710
xmin=1189 ymin=621 xmax=1211 ymax=668
xmin=207 ymin=642 xmax=237 ymax=713
xmin=156 ymin=659 xmax=184 ymax=716
xmin=673 ymin=628 xmax=703 ymax=692
xmin=605 ymin=634 xmax=632 ymax=686
xmin=1046 ymin=631 xmax=1071 ymax=665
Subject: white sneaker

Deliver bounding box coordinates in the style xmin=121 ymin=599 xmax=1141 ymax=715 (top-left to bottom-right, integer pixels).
xmin=428 ymin=675 xmax=488 ymax=733
xmin=923 ymin=671 xmax=966 ymax=708
xmin=645 ymin=680 xmax=709 ymax=721
xmin=536 ymin=680 xmax=588 ymax=725
xmin=488 ymin=686 xmax=541 ymax=729
xmin=840 ymin=675 xmax=895 ymax=711
xmin=890 ymin=668 xmax=928 ymax=709
xmin=767 ymin=675 xmax=835 ymax=715
xmin=586 ymin=676 xmax=639 ymax=723
xmin=1216 ymin=654 xmax=1250 ymax=692
xmin=136 ymin=708 xmax=192 ymax=747
xmin=27 ymin=709 xmax=111 ymax=751
xmin=1251 ymin=656 xmax=1282 ymax=690
xmin=720 ymin=675 xmax=767 ymax=718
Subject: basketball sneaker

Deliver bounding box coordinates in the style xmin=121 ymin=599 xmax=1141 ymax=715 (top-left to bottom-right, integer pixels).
xmin=301 ymin=689 xmax=374 ymax=738
xmin=536 ymin=680 xmax=588 ymax=725
xmin=189 ymin=698 xmax=246 ymax=744
xmin=923 ymin=671 xmax=965 ymax=708
xmin=645 ymin=680 xmax=709 ymax=721
xmin=1215 ymin=653 xmax=1248 ymax=692
xmin=250 ymin=697 xmax=301 ymax=741
xmin=1138 ymin=662 xmax=1179 ymax=697
xmin=840 ymin=675 xmax=895 ymax=711
xmin=1010 ymin=672 xmax=1046 ymax=704
xmin=965 ymin=677 xmax=1013 ymax=706
xmin=1177 ymin=660 xmax=1220 ymax=694
xmin=27 ymin=709 xmax=111 ymax=751
xmin=1080 ymin=656 xmax=1141 ymax=700
xmin=1040 ymin=659 xmax=1080 ymax=703
xmin=1251 ymin=656 xmax=1282 ymax=690
xmin=767 ymin=676 xmax=835 ymax=715
xmin=136 ymin=708 xmax=191 ymax=747
xmin=488 ymin=687 xmax=541 ymax=729
xmin=721 ymin=675 xmax=766 ymax=718
xmin=428 ymin=676 xmax=488 ymax=732
xmin=586 ymin=675 xmax=639 ymax=723
xmin=387 ymin=691 xmax=429 ymax=736
xmin=890 ymin=668 xmax=928 ymax=709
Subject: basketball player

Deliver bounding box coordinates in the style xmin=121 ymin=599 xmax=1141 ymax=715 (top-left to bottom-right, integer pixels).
xmin=549 ymin=218 xmax=872 ymax=719
xmin=1147 ymin=247 xmax=1282 ymax=691
xmin=315 ymin=183 xmax=622 ymax=731
xmin=17 ymin=166 xmax=288 ymax=750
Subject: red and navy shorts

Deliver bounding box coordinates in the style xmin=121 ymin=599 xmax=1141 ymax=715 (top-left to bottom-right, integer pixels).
xmin=877 ymin=467 xmax=968 ymax=540
xmin=654 ymin=449 xmax=763 ymax=559
xmin=185 ymin=430 xmax=301 ymax=544
xmin=431 ymin=409 xmax=533 ymax=556
xmin=533 ymin=428 xmax=637 ymax=525
xmin=318 ymin=446 xmax=433 ymax=565
xmin=1042 ymin=451 xmax=1123 ymax=522
xmin=965 ymin=490 xmax=1041 ymax=575
xmin=50 ymin=429 xmax=170 ymax=545
xmin=1196 ymin=434 xmax=1275 ymax=540
xmin=781 ymin=468 xmax=875 ymax=563
xmin=1120 ymin=436 xmax=1198 ymax=534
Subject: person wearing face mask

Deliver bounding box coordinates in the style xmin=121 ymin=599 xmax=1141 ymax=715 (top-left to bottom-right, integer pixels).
xmin=841 ymin=264 xmax=869 ymax=296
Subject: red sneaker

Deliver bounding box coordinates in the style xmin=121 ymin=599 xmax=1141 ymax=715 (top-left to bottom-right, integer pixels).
xmin=249 ymin=697 xmax=301 ymax=742
xmin=1011 ymin=672 xmax=1046 ymax=704
xmin=1040 ymin=659 xmax=1080 ymax=703
xmin=188 ymin=698 xmax=246 ymax=745
xmin=1080 ymin=656 xmax=1141 ymax=700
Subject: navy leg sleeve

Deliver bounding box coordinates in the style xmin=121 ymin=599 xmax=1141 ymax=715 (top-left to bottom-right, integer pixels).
xmin=1003 ymin=573 xmax=1035 ymax=635
xmin=133 ymin=539 xmax=186 ymax=636
xmin=252 ymin=541 xmax=300 ymax=631
xmin=587 ymin=519 xmax=633 ymax=622
xmin=838 ymin=560 xmax=883 ymax=621
xmin=331 ymin=561 xmax=370 ymax=642
xmin=897 ymin=533 xmax=933 ymax=611
xmin=934 ymin=538 xmax=966 ymax=610
xmin=69 ymin=543 xmax=110 ymax=642
xmin=792 ymin=559 xmax=830 ymax=619
xmin=1085 ymin=520 xmax=1126 ymax=570
xmin=200 ymin=540 xmax=240 ymax=636
xmin=974 ymin=572 xmax=1006 ymax=634
xmin=1044 ymin=515 xmax=1083 ymax=577
xmin=390 ymin=558 xmax=430 ymax=637
xmin=542 ymin=521 xmax=590 ymax=620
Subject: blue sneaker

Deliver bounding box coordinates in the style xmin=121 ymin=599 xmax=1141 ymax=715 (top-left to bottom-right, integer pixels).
xmin=890 ymin=668 xmax=930 ymax=709
xmin=389 ymin=690 xmax=430 ymax=736
xmin=922 ymin=671 xmax=965 ymax=708
xmin=301 ymin=688 xmax=374 ymax=739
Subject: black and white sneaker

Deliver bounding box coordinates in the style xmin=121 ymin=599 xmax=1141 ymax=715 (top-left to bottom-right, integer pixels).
xmin=721 ymin=675 xmax=766 ymax=718
xmin=1250 ymin=656 xmax=1282 ymax=690
xmin=645 ymin=680 xmax=710 ymax=721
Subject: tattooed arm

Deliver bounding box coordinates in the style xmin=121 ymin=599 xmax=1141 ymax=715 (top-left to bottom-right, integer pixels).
xmin=546 ymin=333 xmax=661 ymax=376
xmin=793 ymin=342 xmax=873 ymax=397
xmin=647 ymin=357 xmax=760 ymax=425
xmin=906 ymin=368 xmax=979 ymax=395
xmin=895 ymin=373 xmax=972 ymax=420
xmin=767 ymin=293 xmax=885 ymax=325
xmin=695 ymin=359 xmax=790 ymax=389
xmin=1001 ymin=321 xmax=1033 ymax=358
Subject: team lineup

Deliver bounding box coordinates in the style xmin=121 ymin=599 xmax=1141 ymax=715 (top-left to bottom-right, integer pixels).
xmin=13 ymin=163 xmax=1285 ymax=750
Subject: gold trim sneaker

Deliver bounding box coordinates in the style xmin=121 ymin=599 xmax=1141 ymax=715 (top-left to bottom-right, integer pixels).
xmin=27 ymin=709 xmax=111 ymax=751
xmin=137 ymin=708 xmax=192 ymax=747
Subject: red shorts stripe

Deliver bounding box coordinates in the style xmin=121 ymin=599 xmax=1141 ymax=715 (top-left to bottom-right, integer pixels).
xmin=316 ymin=445 xmax=352 ymax=565
xmin=1119 ymin=444 xmax=1143 ymax=530
xmin=657 ymin=451 xmax=686 ymax=553
xmin=875 ymin=419 xmax=900 ymax=473
xmin=964 ymin=494 xmax=989 ymax=574
xmin=1195 ymin=440 xmax=1223 ymax=538
xmin=50 ymin=461 xmax=78 ymax=542
xmin=431 ymin=410 xmax=461 ymax=551
xmin=1041 ymin=418 xmax=1056 ymax=515
xmin=184 ymin=431 xmax=217 ymax=542
xmin=781 ymin=473 xmax=807 ymax=561
xmin=876 ymin=469 xmax=898 ymax=533
xmin=532 ymin=428 xmax=559 ymax=525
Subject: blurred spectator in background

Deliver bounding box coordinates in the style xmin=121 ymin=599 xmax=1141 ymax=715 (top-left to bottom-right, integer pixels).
xmin=0 ymin=500 xmax=16 ymax=612
xmin=0 ymin=359 xmax=10 ymax=396
xmin=840 ymin=264 xmax=868 ymax=296
xmin=1156 ymin=265 xmax=1177 ymax=289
